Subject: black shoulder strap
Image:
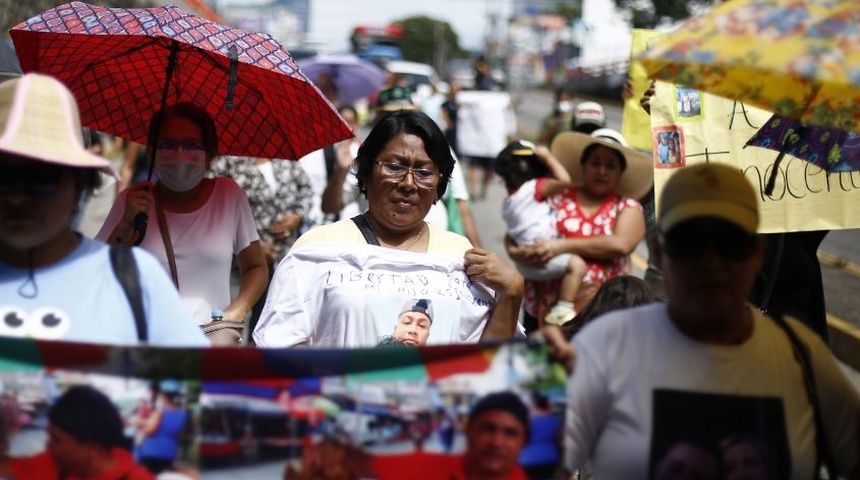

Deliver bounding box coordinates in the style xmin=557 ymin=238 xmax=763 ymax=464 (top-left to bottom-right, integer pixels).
xmin=351 ymin=214 xmax=380 ymax=246
xmin=109 ymin=245 xmax=148 ymax=342
xmin=323 ymin=144 xmax=337 ymax=181
xmin=771 ymin=315 xmax=833 ymax=479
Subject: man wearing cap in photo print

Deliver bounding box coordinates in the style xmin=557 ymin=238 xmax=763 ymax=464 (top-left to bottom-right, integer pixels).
xmin=564 ymin=163 xmax=860 ymax=479
xmin=378 ymin=298 xmax=433 ymax=347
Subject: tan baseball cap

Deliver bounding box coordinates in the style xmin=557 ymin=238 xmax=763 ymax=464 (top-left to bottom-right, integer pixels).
xmin=658 ymin=163 xmax=759 ymax=235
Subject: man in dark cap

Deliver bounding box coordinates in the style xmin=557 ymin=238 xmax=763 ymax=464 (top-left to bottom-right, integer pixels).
xmin=379 ymin=298 xmax=434 ymax=346
xmin=9 ymin=385 xmax=155 ymax=479
xmin=565 ymin=163 xmax=860 ymax=479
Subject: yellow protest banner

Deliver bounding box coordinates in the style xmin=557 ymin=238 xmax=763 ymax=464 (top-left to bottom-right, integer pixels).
xmin=622 ymin=29 xmax=660 ymax=151
xmin=650 ymin=82 xmax=860 ymax=233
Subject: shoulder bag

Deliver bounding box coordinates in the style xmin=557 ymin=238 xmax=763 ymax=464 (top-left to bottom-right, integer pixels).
xmin=109 ymin=244 xmax=147 ymax=342
xmin=771 ymin=315 xmax=836 ymax=479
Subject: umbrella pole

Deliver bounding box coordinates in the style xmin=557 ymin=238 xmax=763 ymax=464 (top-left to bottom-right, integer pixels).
xmin=146 ymin=41 xmax=180 ymax=181
xmin=764 ymin=124 xmax=807 ymax=197
xmin=132 ymin=41 xmax=180 ymax=245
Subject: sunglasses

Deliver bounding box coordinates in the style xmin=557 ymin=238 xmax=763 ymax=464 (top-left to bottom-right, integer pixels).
xmin=156 ymin=139 xmax=205 ymax=152
xmin=660 ymin=223 xmax=758 ymax=262
xmin=0 ymin=164 xmax=67 ymax=198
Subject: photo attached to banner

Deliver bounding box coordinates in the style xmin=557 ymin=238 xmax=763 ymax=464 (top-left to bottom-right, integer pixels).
xmin=0 ymin=370 xmax=200 ymax=478
xmin=675 ymin=86 xmax=703 ymax=120
xmin=198 ymin=342 xmax=567 ymax=480
xmin=653 ymin=125 xmax=686 ymax=169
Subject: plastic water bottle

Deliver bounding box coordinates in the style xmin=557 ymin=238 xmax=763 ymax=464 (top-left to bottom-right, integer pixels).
xmin=211 ymin=309 xmax=224 ymax=322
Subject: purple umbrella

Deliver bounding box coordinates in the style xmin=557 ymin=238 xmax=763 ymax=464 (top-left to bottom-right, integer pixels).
xmin=298 ymin=54 xmax=387 ymax=106
xmin=745 ymin=114 xmax=860 ymax=195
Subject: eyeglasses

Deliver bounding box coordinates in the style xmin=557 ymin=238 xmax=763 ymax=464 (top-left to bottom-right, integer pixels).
xmin=0 ymin=164 xmax=67 ymax=198
xmin=660 ymin=223 xmax=758 ymax=262
xmin=156 ymin=139 xmax=205 ymax=152
xmin=374 ymin=160 xmax=442 ymax=188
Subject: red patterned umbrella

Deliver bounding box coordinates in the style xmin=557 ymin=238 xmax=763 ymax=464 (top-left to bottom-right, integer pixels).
xmin=9 ymin=1 xmax=351 ymax=161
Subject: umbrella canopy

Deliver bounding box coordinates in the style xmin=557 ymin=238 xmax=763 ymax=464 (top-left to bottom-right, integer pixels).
xmin=298 ymin=54 xmax=387 ymax=106
xmin=746 ymin=114 xmax=860 ymax=173
xmin=637 ymin=0 xmax=860 ymax=131
xmin=10 ymin=1 xmax=351 ymax=160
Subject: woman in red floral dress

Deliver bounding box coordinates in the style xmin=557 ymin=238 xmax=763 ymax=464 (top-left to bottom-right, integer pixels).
xmin=507 ymin=130 xmax=652 ymax=331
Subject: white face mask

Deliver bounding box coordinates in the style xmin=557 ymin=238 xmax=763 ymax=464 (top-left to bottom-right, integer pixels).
xmin=155 ymin=149 xmax=207 ymax=192
xmin=557 ymin=100 xmax=573 ymax=113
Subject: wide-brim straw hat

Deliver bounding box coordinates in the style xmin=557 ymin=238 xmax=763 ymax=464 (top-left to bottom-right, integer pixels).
xmin=0 ymin=73 xmax=115 ymax=176
xmin=550 ymin=131 xmax=653 ymax=200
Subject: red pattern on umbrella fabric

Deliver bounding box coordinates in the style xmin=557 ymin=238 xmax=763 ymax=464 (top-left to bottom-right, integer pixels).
xmin=10 ymin=1 xmax=351 ymax=160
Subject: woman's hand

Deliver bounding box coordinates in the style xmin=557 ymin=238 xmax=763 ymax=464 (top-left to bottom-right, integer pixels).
xmin=640 ymin=80 xmax=656 ymax=116
xmin=464 ymin=247 xmax=524 ymax=297
xmin=270 ymin=213 xmax=303 ymax=239
xmin=220 ymin=307 xmax=246 ymax=324
xmin=110 ymin=180 xmax=154 ymax=244
xmin=504 ymin=235 xmax=546 ymax=267
xmin=335 ymin=140 xmax=353 ymax=171
xmin=469 ymin=248 xmax=524 ymax=341
xmin=530 ymin=238 xmax=559 ymax=264
xmin=122 ymin=181 xmax=154 ymax=223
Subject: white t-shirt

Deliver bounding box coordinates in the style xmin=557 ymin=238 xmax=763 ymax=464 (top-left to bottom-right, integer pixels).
xmin=97 ymin=178 xmax=259 ymax=325
xmin=565 ymin=303 xmax=860 ymax=479
xmin=502 ymin=179 xmax=556 ymax=246
xmin=253 ymin=221 xmax=493 ymax=348
xmin=0 ymin=238 xmax=209 ymax=346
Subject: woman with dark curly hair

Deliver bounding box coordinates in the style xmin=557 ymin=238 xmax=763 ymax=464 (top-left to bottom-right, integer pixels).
xmin=254 ymin=110 xmax=523 ymax=347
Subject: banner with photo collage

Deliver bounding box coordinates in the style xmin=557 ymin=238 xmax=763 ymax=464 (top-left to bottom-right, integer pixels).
xmin=624 ymin=32 xmax=860 ymax=233
xmin=0 ymin=337 xmax=568 ymax=479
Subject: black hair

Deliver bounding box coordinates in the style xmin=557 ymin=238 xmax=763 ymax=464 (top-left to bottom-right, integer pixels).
xmin=562 ymin=275 xmax=654 ymax=338
xmin=651 ymin=437 xmax=717 ymax=479
xmin=468 ymin=391 xmax=530 ymax=441
xmin=581 ymin=142 xmax=627 ymax=171
xmin=572 ymin=122 xmax=601 ymax=134
xmin=48 ymin=385 xmax=127 ymax=449
xmin=71 ymin=168 xmax=103 ymax=195
xmin=355 ymin=110 xmax=454 ymax=200
xmin=147 ymin=102 xmax=218 ymax=160
xmin=494 ymin=141 xmax=550 ymax=193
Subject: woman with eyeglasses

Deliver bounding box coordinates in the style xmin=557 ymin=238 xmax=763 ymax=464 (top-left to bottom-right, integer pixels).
xmin=253 ymin=110 xmax=523 ymax=347
xmin=0 ymin=74 xmax=208 ymax=346
xmin=98 ymin=102 xmax=268 ymax=343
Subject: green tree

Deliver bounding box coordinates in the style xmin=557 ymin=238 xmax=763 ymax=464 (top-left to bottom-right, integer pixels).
xmin=555 ymin=3 xmax=583 ymax=22
xmin=394 ymin=16 xmax=469 ymax=73
xmin=612 ymin=0 xmax=717 ymax=29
